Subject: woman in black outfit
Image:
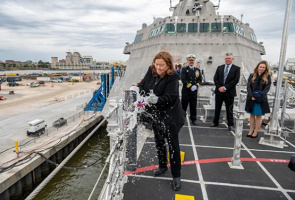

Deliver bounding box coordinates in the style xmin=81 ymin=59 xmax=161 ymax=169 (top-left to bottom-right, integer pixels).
xmin=138 ymin=51 xmax=185 ymax=191
xmin=245 ymin=60 xmax=271 ymax=138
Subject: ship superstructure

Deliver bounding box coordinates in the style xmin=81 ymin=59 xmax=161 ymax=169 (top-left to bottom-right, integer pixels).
xmin=121 ymin=0 xmax=264 ymax=88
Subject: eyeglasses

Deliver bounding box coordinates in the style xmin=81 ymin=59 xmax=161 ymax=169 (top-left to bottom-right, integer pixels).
xmin=155 ymin=63 xmax=167 ymax=68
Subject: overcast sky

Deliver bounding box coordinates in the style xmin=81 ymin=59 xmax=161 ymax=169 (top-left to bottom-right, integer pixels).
xmin=0 ymin=0 xmax=294 ymax=65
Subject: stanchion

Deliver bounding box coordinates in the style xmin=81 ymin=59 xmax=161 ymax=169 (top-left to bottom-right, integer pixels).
xmin=228 ymin=92 xmax=246 ymax=169
xmin=123 ymin=90 xmax=137 ymax=171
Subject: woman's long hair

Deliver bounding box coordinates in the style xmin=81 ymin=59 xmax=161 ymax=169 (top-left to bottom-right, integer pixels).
xmin=251 ymin=60 xmax=270 ymax=84
xmin=151 ymin=51 xmax=174 ymax=77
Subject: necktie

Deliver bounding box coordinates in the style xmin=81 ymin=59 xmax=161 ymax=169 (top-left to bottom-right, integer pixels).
xmin=224 ymin=65 xmax=229 ymax=84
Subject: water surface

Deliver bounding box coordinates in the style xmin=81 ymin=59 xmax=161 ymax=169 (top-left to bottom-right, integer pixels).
xmin=33 ymin=126 xmax=109 ymax=200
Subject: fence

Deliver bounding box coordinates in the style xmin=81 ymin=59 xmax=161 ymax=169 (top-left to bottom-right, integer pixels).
xmin=53 ymin=89 xmax=94 ymax=102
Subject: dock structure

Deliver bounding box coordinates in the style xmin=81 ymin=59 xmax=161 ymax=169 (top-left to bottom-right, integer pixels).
xmin=0 ymin=89 xmax=106 ymax=200
xmin=0 ymin=113 xmax=104 ymax=200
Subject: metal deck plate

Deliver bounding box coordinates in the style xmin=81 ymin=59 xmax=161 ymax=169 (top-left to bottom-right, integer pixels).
xmin=122 ymin=119 xmax=295 ymax=199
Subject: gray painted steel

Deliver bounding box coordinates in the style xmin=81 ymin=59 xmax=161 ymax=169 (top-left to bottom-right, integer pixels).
xmin=115 ymin=0 xmax=265 ymax=98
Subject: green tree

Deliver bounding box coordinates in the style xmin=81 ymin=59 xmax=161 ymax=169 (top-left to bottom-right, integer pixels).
xmin=38 ymin=60 xmax=43 ymax=68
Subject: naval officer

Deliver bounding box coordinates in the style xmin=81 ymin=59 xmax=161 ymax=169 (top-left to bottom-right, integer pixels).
xmin=181 ymin=54 xmax=202 ymax=125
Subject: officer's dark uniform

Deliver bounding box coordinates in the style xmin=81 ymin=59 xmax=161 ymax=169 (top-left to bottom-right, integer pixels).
xmin=181 ymin=64 xmax=202 ymax=124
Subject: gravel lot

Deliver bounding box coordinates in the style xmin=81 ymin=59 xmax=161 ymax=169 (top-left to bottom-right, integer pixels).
xmin=0 ymin=79 xmax=100 ymax=120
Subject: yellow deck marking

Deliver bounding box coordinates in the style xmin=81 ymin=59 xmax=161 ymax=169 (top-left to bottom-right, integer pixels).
xmin=175 ymin=194 xmax=195 ymax=200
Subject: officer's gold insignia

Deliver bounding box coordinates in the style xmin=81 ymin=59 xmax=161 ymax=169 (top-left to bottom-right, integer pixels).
xmin=195 ymin=71 xmax=199 ymax=78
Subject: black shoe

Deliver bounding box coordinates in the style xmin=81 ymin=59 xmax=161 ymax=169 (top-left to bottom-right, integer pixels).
xmin=228 ymin=126 xmax=234 ymax=131
xmin=262 ymin=121 xmax=268 ymax=126
xmin=172 ymin=177 xmax=181 ymax=191
xmin=191 ymin=120 xmax=197 ymax=125
xmin=153 ymin=167 xmax=168 ymax=176
xmin=209 ymin=123 xmax=218 ymax=127
xmin=251 ymin=132 xmax=259 ymax=138
xmin=247 ymin=130 xmax=254 ymax=137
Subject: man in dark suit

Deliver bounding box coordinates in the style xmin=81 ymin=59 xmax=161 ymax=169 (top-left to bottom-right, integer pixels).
xmin=181 ymin=54 xmax=202 ymax=125
xmin=210 ymin=53 xmax=240 ymax=131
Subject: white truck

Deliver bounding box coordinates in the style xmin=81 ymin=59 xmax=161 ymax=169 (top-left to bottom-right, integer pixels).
xmin=27 ymin=119 xmax=46 ymax=136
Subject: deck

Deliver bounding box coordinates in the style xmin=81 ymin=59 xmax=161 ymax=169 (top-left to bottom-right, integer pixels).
xmin=122 ymin=116 xmax=295 ymax=200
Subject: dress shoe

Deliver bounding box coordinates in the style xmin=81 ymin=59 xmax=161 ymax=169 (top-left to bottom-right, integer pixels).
xmin=153 ymin=167 xmax=168 ymax=176
xmin=172 ymin=177 xmax=181 ymax=191
xmin=228 ymin=126 xmax=234 ymax=131
xmin=191 ymin=120 xmax=197 ymax=125
xmin=247 ymin=130 xmax=254 ymax=137
xmin=251 ymin=132 xmax=259 ymax=138
xmin=209 ymin=123 xmax=218 ymax=127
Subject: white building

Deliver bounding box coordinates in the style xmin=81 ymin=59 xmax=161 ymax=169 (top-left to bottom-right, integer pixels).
xmin=51 ymin=52 xmax=94 ymax=69
xmin=286 ymin=58 xmax=295 ymax=71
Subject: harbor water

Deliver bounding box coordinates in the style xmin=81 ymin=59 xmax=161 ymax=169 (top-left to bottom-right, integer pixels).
xmin=32 ymin=125 xmax=109 ymax=200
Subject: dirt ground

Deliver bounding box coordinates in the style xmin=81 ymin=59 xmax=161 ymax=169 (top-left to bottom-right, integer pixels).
xmin=0 ymin=79 xmax=100 ymax=119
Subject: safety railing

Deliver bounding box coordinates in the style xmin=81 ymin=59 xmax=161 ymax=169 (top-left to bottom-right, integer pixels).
xmin=99 ymin=89 xmax=141 ymax=200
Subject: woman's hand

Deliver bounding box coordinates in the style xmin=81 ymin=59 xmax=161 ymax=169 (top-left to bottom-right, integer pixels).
xmin=251 ymin=97 xmax=256 ymax=101
xmin=148 ymin=95 xmax=159 ymax=104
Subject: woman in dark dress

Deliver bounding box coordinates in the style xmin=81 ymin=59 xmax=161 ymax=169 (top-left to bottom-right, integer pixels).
xmin=245 ymin=60 xmax=271 ymax=138
xmin=138 ymin=51 xmax=185 ymax=191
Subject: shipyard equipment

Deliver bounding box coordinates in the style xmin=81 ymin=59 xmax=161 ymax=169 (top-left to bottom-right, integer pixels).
xmin=27 ymin=119 xmax=46 ymax=136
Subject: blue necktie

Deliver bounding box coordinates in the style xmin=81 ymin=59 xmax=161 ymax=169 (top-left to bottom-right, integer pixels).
xmin=224 ymin=65 xmax=229 ymax=84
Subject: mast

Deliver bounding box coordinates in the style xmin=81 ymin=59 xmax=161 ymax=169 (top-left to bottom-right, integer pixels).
xmin=260 ymin=0 xmax=293 ymax=148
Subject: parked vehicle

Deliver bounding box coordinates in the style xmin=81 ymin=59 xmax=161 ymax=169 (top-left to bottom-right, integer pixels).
xmin=7 ymin=76 xmax=22 ymax=82
xmin=30 ymin=82 xmax=40 ymax=87
xmin=27 ymin=119 xmax=46 ymax=136
xmin=37 ymin=77 xmax=50 ymax=82
xmin=7 ymin=82 xmax=19 ymax=86
xmin=53 ymin=117 xmax=67 ymax=127
xmin=51 ymin=79 xmax=62 ymax=83
xmin=26 ymin=82 xmax=34 ymax=86
xmin=38 ymin=80 xmax=45 ymax=85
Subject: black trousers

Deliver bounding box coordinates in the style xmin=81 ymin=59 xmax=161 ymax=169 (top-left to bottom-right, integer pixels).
xmin=181 ymin=92 xmax=197 ymax=121
xmin=153 ymin=123 xmax=181 ymax=178
xmin=213 ymin=94 xmax=234 ymax=126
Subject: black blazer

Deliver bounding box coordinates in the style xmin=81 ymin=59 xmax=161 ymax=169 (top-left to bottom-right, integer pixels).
xmin=213 ymin=64 xmax=240 ymax=97
xmin=245 ymin=74 xmax=271 ymax=114
xmin=138 ymin=67 xmax=185 ymax=136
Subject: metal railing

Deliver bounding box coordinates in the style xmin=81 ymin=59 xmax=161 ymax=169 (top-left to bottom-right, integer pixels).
xmin=98 ymin=90 xmax=140 ymax=200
